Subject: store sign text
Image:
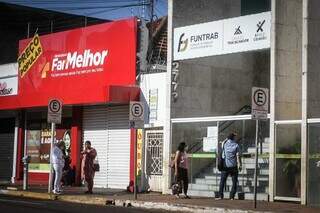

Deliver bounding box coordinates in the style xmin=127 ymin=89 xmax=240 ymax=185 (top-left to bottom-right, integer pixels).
xmin=0 ymin=77 xmax=18 ymax=96
xmin=52 ymin=49 xmax=108 ymax=71
xmin=174 ymin=12 xmax=271 ymax=60
xmin=18 ymin=34 xmax=43 ymax=78
xmin=0 ymin=82 xmax=12 ymax=96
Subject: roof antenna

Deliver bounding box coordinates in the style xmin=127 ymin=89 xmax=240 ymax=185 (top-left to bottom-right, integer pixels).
xmin=34 ymin=27 xmax=39 ymax=36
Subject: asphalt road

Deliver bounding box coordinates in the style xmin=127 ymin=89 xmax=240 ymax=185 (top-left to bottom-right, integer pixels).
xmin=0 ymin=194 xmax=169 ymax=213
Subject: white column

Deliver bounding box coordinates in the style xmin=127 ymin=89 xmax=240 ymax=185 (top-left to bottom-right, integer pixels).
xmin=268 ymin=0 xmax=277 ymax=202
xmin=301 ymin=0 xmax=309 ymax=205
xmin=11 ymin=113 xmax=19 ymax=183
xmin=162 ymin=0 xmax=173 ymax=194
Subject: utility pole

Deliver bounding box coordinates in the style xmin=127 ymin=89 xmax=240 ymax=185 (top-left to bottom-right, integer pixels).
xmin=149 ymin=0 xmax=154 ymax=59
xmin=150 ymin=0 xmax=154 ymax=22
xmin=142 ymin=0 xmax=146 ymax=19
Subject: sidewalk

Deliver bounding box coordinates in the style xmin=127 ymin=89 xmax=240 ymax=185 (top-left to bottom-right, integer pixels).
xmin=0 ymin=184 xmax=319 ymax=213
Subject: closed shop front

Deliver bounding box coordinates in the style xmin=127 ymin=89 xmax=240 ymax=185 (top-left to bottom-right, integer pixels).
xmin=0 ymin=117 xmax=15 ymax=182
xmin=83 ymin=105 xmax=130 ymax=189
xmin=0 ymin=18 xmax=139 ymax=187
xmin=25 ymin=108 xmax=72 ymax=182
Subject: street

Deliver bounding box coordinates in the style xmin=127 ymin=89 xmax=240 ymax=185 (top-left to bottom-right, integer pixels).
xmin=0 ymin=194 xmax=169 ymax=213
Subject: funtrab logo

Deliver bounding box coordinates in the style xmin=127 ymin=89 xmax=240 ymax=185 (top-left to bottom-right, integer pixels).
xmin=177 ymin=31 xmax=219 ymax=52
xmin=177 ymin=33 xmax=188 ymax=52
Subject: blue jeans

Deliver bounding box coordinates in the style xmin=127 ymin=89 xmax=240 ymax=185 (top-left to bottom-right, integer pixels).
xmin=218 ymin=167 xmax=238 ymax=199
xmin=53 ymin=164 xmax=63 ymax=192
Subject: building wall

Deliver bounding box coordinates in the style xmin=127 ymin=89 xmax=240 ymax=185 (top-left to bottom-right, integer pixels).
xmin=172 ymin=0 xmax=270 ymax=119
xmin=170 ymin=0 xmax=271 ymax=146
xmin=140 ymin=72 xmax=166 ymax=127
xmin=307 ymin=0 xmax=320 ymax=118
xmin=172 ymin=53 xmax=269 ymax=118
xmin=270 ymin=0 xmax=304 ymax=202
xmin=306 ymin=0 xmax=320 ymax=206
xmin=168 ymin=0 xmax=272 ymax=199
xmin=274 ymin=0 xmax=302 ymax=120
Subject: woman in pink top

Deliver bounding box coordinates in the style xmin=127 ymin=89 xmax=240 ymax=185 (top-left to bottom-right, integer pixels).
xmin=174 ymin=142 xmax=190 ymax=199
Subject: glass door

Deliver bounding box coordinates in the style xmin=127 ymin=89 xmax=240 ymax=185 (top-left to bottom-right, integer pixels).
xmin=275 ymin=123 xmax=301 ymax=201
xmin=307 ymin=123 xmax=320 ymax=207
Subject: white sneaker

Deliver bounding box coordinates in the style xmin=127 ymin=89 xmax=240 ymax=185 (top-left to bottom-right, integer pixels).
xmin=53 ymin=190 xmax=61 ymax=195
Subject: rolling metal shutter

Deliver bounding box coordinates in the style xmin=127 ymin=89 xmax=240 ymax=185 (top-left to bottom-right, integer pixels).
xmin=83 ymin=106 xmax=108 ymax=188
xmin=82 ymin=105 xmax=130 ymax=189
xmin=106 ymin=105 xmax=130 ymax=189
xmin=0 ymin=133 xmax=14 ymax=182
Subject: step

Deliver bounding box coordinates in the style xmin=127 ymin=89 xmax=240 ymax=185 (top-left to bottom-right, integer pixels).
xmin=189 ymin=184 xmax=220 ymax=191
xmin=243 ymin=163 xmax=269 ymax=169
xmin=187 ymin=190 xmax=269 ymax=201
xmin=247 ymin=147 xmax=269 ymax=154
xmin=243 ymin=158 xmax=269 ymax=164
xmin=204 ymin=175 xmax=269 ymax=182
xmin=199 ymin=161 xmax=269 ymax=173
xmin=259 ymin=169 xmax=270 ymax=175
xmin=197 ymin=177 xmax=253 ymax=185
xmin=195 ymin=178 xmax=269 ymax=187
xmin=197 ymin=172 xmax=269 ymax=180
xmin=187 ymin=189 xmax=215 ymax=197
xmin=189 ymin=184 xmax=268 ymax=193
xmin=201 ymin=167 xmax=269 ymax=176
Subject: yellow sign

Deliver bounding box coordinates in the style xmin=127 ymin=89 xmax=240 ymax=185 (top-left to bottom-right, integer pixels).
xmin=18 ymin=34 xmax=43 ymax=78
xmin=137 ymin=129 xmax=143 ymax=175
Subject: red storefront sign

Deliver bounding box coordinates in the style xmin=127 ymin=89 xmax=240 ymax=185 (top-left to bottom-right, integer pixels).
xmin=0 ymin=18 xmax=138 ymax=110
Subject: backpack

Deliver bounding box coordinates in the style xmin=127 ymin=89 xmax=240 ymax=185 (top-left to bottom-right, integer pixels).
xmin=217 ymin=140 xmax=227 ymax=171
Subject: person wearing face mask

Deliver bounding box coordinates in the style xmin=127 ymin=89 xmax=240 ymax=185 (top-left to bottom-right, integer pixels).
xmin=174 ymin=142 xmax=190 ymax=199
xmin=81 ymin=140 xmax=97 ymax=194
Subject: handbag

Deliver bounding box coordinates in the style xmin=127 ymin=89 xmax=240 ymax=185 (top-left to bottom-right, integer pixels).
xmin=171 ymin=176 xmax=182 ymax=195
xmin=217 ymin=140 xmax=226 ymax=171
xmin=93 ymin=155 xmax=100 ymax=172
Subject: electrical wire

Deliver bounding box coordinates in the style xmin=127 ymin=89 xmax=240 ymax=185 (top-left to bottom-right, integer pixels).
xmin=0 ymin=0 xmax=167 ymax=30
xmin=0 ymin=1 xmax=149 ymax=25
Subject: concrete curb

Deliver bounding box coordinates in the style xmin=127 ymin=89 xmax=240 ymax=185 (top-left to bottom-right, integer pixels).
xmin=0 ymin=189 xmax=56 ymax=200
xmin=0 ymin=189 xmax=272 ymax=213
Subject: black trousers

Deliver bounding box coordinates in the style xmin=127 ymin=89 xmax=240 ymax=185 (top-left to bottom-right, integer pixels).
xmin=219 ymin=167 xmax=238 ymax=199
xmin=177 ymin=167 xmax=189 ymax=195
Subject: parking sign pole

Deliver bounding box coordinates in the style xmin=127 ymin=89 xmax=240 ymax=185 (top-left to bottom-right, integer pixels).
xmin=48 ymin=122 xmax=55 ymax=193
xmin=134 ymin=127 xmax=138 ymax=200
xmin=253 ymin=120 xmax=259 ymax=208
xmin=129 ymin=101 xmax=144 ymax=200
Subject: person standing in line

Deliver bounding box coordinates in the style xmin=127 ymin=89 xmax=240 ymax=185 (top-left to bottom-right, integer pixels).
xmin=51 ymin=141 xmax=65 ymax=194
xmin=216 ymin=132 xmax=242 ymax=200
xmin=81 ymin=140 xmax=97 ymax=194
xmin=174 ymin=142 xmax=190 ymax=199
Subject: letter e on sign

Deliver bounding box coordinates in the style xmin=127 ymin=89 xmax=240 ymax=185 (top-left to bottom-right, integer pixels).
xmin=251 ymin=87 xmax=269 ymax=120
xmin=48 ymin=99 xmax=62 ymax=124
xmin=129 ymin=101 xmax=144 ymax=121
